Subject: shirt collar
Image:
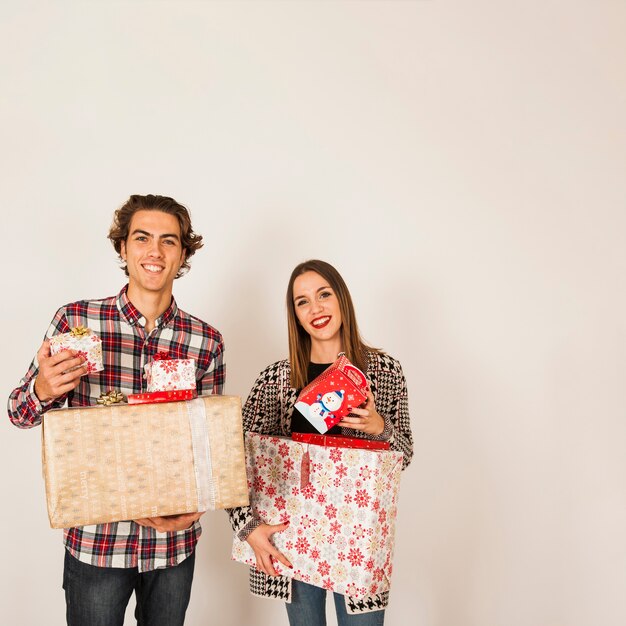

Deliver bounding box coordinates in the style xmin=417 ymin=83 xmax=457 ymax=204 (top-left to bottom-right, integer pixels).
xmin=116 ymin=285 xmax=179 ymax=329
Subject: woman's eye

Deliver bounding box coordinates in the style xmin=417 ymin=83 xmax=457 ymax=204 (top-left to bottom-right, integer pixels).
xmin=296 ymin=299 xmax=308 ymax=307
xmin=319 ymin=291 xmax=332 ymax=299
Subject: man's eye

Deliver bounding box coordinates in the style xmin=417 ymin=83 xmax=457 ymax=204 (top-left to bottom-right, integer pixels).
xmin=163 ymin=239 xmax=176 ymax=246
xmin=136 ymin=236 xmax=148 ymax=242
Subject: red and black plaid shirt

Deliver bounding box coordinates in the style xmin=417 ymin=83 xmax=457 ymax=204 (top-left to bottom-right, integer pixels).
xmin=8 ymin=285 xmax=225 ymax=571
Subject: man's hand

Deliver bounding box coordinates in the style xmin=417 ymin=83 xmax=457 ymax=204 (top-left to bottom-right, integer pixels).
xmin=134 ymin=512 xmax=204 ymax=533
xmin=34 ymin=340 xmax=87 ymax=402
xmin=246 ymin=522 xmax=292 ymax=576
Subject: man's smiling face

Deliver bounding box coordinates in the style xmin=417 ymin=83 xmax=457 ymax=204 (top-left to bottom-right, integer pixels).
xmin=120 ymin=210 xmax=185 ymax=297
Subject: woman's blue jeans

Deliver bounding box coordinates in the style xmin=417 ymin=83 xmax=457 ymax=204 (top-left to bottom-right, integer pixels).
xmin=63 ymin=549 xmax=195 ymax=626
xmin=286 ymin=580 xmax=385 ymax=626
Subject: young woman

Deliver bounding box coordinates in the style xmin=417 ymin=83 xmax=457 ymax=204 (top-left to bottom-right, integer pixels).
xmin=228 ymin=259 xmax=413 ymax=625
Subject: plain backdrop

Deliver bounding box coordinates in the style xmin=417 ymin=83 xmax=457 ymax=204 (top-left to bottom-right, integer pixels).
xmin=1 ymin=2 xmax=625 ymax=626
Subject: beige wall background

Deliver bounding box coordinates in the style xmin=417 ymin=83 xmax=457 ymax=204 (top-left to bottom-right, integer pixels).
xmin=1 ymin=2 xmax=625 ymax=625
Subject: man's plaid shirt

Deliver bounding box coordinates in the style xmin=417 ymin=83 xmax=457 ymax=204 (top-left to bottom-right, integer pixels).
xmin=8 ymin=285 xmax=225 ymax=572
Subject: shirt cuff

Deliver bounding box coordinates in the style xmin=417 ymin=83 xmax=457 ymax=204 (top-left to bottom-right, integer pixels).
xmin=237 ymin=517 xmax=263 ymax=542
xmin=372 ymin=417 xmax=394 ymax=442
xmin=28 ymin=378 xmax=52 ymax=413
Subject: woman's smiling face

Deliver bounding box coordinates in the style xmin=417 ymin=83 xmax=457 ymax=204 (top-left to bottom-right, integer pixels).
xmin=292 ymin=271 xmax=343 ymax=350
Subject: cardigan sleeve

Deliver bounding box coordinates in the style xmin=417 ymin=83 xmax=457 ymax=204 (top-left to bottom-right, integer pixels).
xmin=380 ymin=358 xmax=414 ymax=469
xmin=339 ymin=353 xmax=414 ymax=470
xmin=226 ymin=361 xmax=286 ymax=536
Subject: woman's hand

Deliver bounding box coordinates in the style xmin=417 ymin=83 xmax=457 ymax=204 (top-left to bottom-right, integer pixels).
xmin=246 ymin=522 xmax=292 ymax=576
xmin=340 ymin=390 xmax=385 ymax=435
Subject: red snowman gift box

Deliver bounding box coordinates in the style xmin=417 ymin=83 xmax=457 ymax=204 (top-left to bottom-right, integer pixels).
xmin=295 ymin=354 xmax=368 ymax=433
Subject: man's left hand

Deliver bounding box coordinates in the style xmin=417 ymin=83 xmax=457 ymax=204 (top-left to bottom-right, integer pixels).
xmin=134 ymin=512 xmax=204 ymax=533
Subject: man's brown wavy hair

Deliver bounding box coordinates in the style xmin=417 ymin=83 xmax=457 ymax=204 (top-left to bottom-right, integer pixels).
xmin=108 ymin=194 xmax=203 ymax=278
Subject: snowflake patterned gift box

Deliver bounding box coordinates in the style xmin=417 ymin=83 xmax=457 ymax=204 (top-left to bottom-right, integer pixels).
xmin=49 ymin=326 xmax=104 ymax=375
xmin=144 ymin=352 xmax=196 ymax=392
xmin=232 ymin=433 xmax=404 ymax=599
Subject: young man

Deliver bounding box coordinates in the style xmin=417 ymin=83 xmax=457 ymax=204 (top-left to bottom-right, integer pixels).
xmin=8 ymin=194 xmax=225 ymax=626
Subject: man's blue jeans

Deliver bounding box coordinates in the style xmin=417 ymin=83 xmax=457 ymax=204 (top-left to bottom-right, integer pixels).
xmin=286 ymin=580 xmax=385 ymax=626
xmin=63 ymin=549 xmax=195 ymax=626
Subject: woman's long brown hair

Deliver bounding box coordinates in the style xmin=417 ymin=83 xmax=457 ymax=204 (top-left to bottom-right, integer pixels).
xmin=286 ymin=259 xmax=378 ymax=389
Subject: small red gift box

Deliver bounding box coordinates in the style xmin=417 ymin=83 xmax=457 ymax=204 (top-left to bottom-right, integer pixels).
xmin=144 ymin=351 xmax=196 ymax=392
xmin=292 ymin=432 xmax=389 ymax=451
xmin=294 ymin=355 xmax=368 ymax=433
xmin=127 ymin=389 xmax=197 ymax=405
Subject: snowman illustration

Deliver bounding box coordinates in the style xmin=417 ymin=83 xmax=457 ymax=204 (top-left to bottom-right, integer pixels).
xmin=296 ymin=389 xmax=345 ymax=433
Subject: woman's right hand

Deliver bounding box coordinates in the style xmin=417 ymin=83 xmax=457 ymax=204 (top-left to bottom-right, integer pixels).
xmin=246 ymin=522 xmax=292 ymax=576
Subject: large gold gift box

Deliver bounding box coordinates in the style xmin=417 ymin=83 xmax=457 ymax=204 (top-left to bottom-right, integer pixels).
xmin=42 ymin=395 xmax=249 ymax=529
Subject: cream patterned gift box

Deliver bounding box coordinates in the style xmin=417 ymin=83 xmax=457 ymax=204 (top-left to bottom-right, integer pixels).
xmin=232 ymin=433 xmax=404 ymax=599
xmin=144 ymin=353 xmax=196 ymax=392
xmin=49 ymin=326 xmax=104 ymax=375
xmin=42 ymin=395 xmax=249 ymax=529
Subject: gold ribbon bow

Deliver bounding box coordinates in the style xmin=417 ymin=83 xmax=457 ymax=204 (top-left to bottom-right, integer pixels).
xmin=69 ymin=326 xmax=90 ymax=338
xmin=97 ymin=390 xmax=127 ymax=406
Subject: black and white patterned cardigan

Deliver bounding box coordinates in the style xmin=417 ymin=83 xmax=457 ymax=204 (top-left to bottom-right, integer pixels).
xmin=227 ymin=351 xmax=413 ymax=614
